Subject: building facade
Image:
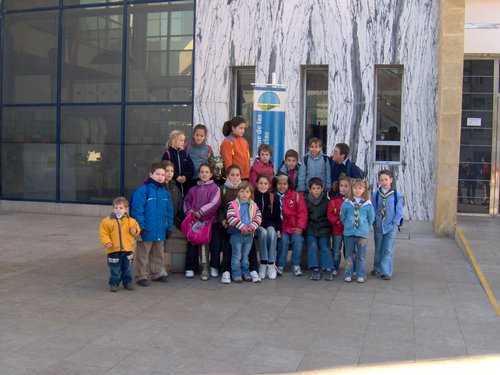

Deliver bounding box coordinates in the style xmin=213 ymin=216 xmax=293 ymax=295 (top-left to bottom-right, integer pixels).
xmin=2 ymin=0 xmax=492 ymax=235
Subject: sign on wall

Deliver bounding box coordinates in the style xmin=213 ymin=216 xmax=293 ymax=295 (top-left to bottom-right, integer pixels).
xmin=252 ymin=84 xmax=287 ymax=170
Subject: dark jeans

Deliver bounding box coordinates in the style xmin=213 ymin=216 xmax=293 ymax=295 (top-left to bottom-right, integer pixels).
xmin=185 ymin=223 xmax=222 ymax=272
xmin=107 ymin=251 xmax=133 ymax=287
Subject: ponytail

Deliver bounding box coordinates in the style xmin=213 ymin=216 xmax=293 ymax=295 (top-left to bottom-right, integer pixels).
xmin=222 ymin=116 xmax=246 ymax=137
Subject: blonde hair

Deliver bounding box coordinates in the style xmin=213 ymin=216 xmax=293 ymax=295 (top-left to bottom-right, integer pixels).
xmin=112 ymin=196 xmax=129 ymax=208
xmin=348 ymin=179 xmax=370 ymax=201
xmin=167 ymin=130 xmax=186 ymax=149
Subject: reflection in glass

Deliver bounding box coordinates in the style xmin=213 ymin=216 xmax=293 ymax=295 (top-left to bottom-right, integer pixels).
xmin=2 ymin=11 xmax=58 ymax=104
xmin=127 ymin=2 xmax=194 ymax=102
xmin=61 ymin=7 xmax=123 ymax=103
xmin=1 ymin=107 xmax=56 ymax=200
xmin=124 ymin=105 xmax=192 ymax=197
xmin=234 ymin=69 xmax=255 ymax=156
xmin=375 ymin=67 xmax=403 ymax=162
xmin=305 ymin=69 xmax=328 ymax=154
xmin=65 ymin=1 xmax=121 ymax=5
xmin=60 ymin=106 xmax=121 ymax=202
xmin=4 ymin=0 xmax=57 ymax=10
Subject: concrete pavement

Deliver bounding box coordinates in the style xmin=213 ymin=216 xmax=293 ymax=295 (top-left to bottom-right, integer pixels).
xmin=0 ymin=210 xmax=499 ymax=374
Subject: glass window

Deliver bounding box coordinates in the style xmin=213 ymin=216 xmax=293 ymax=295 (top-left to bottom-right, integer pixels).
xmin=1 ymin=107 xmax=56 ymax=200
xmin=2 ymin=11 xmax=58 ymax=104
xmin=233 ymin=68 xmax=255 ymax=155
xmin=304 ymin=68 xmax=328 ymax=154
xmin=127 ymin=2 xmax=194 ymax=102
xmin=61 ymin=6 xmax=123 ymax=103
xmin=4 ymin=0 xmax=58 ymax=10
xmin=60 ymin=106 xmax=121 ymax=203
xmin=124 ymin=104 xmax=192 ymax=197
xmin=65 ymin=1 xmax=121 ymax=5
xmin=375 ymin=66 xmax=403 ymax=163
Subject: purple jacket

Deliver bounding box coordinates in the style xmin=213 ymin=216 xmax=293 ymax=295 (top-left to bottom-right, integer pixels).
xmin=183 ymin=180 xmax=221 ymax=223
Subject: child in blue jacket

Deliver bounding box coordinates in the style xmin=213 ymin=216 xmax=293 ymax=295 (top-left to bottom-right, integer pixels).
xmin=371 ymin=170 xmax=403 ymax=280
xmin=131 ymin=163 xmax=174 ymax=287
xmin=340 ymin=179 xmax=375 ymax=283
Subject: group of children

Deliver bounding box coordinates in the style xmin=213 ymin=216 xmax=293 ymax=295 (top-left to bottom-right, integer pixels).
xmin=99 ymin=117 xmax=404 ymax=291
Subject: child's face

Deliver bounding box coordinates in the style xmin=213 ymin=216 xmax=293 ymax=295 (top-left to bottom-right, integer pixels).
xmin=332 ymin=147 xmax=345 ymax=164
xmin=308 ymin=142 xmax=321 ymax=157
xmin=259 ymin=151 xmax=271 ymax=163
xmin=309 ymin=183 xmax=323 ymax=198
xmin=339 ymin=180 xmax=350 ymax=196
xmin=113 ymin=203 xmax=127 ymax=219
xmin=284 ymin=157 xmax=297 ymax=170
xmin=238 ymin=188 xmax=252 ymax=201
xmin=175 ymin=135 xmax=186 ymax=149
xmin=379 ymin=173 xmax=393 ymax=190
xmin=199 ymin=166 xmax=213 ymax=182
xmin=256 ymin=178 xmax=270 ymax=193
xmin=276 ymin=179 xmax=288 ymax=194
xmin=150 ymin=168 xmax=166 ymax=184
xmin=227 ymin=168 xmax=241 ymax=184
xmin=193 ymin=129 xmax=206 ymax=145
xmin=352 ymin=184 xmax=365 ymax=199
xmin=233 ymin=123 xmax=246 ymax=137
xmin=165 ymin=166 xmax=174 ymax=182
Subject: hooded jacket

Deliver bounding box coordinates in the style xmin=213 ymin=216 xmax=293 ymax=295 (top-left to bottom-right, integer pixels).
xmin=305 ymin=193 xmax=331 ymax=237
xmin=249 ymin=158 xmax=275 ymax=189
xmin=183 ymin=180 xmax=221 ymax=223
xmin=277 ymin=189 xmax=308 ymax=234
xmin=99 ymin=213 xmax=141 ymax=254
xmin=327 ymin=194 xmax=345 ymax=236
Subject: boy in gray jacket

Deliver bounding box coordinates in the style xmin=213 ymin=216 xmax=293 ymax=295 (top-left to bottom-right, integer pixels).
xmin=297 ymin=138 xmax=331 ymax=193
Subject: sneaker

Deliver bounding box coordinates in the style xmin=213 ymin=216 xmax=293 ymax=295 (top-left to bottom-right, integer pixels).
xmin=276 ymin=266 xmax=284 ymax=276
xmin=136 ymin=279 xmax=150 ymax=287
xmin=344 ymin=276 xmax=352 ymax=283
xmin=293 ymin=266 xmax=303 ymax=276
xmin=200 ymin=268 xmax=209 ymax=281
xmin=357 ymin=277 xmax=365 ymax=283
xmin=310 ymin=269 xmax=321 ymax=281
xmin=123 ymin=284 xmax=134 ymax=291
xmin=185 ymin=270 xmax=194 ymax=278
xmin=258 ymin=264 xmax=267 ymax=279
xmin=110 ymin=285 xmax=119 ymax=292
xmin=267 ymin=264 xmax=277 ymax=280
xmin=242 ymin=273 xmax=252 ymax=282
xmin=221 ymin=271 xmax=231 ymax=284
xmin=210 ymin=267 xmax=219 ymax=278
xmin=370 ymin=270 xmax=380 ymax=276
xmin=233 ymin=275 xmax=243 ymax=283
xmin=332 ymin=269 xmax=338 ymax=276
xmin=381 ymin=274 xmax=392 ymax=280
xmin=323 ymin=270 xmax=334 ymax=281
xmin=152 ymin=275 xmax=168 ymax=283
xmin=250 ymin=270 xmax=262 ymax=283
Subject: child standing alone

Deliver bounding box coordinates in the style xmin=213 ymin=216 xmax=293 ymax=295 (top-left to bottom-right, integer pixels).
xmin=340 ymin=179 xmax=374 ymax=283
xmin=99 ymin=197 xmax=141 ymax=292
xmin=227 ymin=181 xmax=262 ymax=283
xmin=371 ymin=170 xmax=403 ymax=280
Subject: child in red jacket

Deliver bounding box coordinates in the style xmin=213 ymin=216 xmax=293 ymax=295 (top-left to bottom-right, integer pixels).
xmin=327 ymin=176 xmax=350 ymax=275
xmin=274 ymin=174 xmax=308 ymax=276
xmin=249 ymin=144 xmax=275 ymax=189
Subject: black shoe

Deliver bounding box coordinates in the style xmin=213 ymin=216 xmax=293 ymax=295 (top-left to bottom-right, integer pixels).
xmin=137 ymin=279 xmax=150 ymax=287
xmin=110 ymin=285 xmax=119 ymax=292
xmin=370 ymin=270 xmax=380 ymax=276
xmin=152 ymin=275 xmax=168 ymax=283
xmin=381 ymin=275 xmax=392 ymax=280
xmin=124 ymin=284 xmax=134 ymax=290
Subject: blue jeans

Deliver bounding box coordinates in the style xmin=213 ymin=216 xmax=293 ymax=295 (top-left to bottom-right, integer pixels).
xmin=107 ymin=251 xmax=133 ymax=287
xmin=332 ymin=235 xmax=343 ymax=272
xmin=230 ymin=233 xmax=253 ymax=278
xmin=344 ymin=236 xmax=368 ymax=278
xmin=306 ymin=235 xmax=333 ymax=271
xmin=277 ymin=233 xmax=303 ymax=268
xmin=374 ymin=227 xmax=397 ymax=277
xmin=256 ymin=226 xmax=277 ymax=263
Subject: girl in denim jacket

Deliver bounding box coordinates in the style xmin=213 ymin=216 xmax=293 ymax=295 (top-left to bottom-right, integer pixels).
xmin=340 ymin=179 xmax=375 ymax=283
xmin=371 ymin=170 xmax=403 ymax=280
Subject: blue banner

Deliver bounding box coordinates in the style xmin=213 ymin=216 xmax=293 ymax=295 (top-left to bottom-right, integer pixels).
xmin=253 ymin=85 xmax=287 ymax=171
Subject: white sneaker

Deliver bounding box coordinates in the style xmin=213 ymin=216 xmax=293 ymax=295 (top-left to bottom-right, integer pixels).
xmin=185 ymin=270 xmax=194 ymax=278
xmin=250 ymin=270 xmax=261 ymax=283
xmin=221 ymin=271 xmax=231 ymax=284
xmin=344 ymin=276 xmax=352 ymax=283
xmin=357 ymin=277 xmax=365 ymax=283
xmin=293 ymin=266 xmax=303 ymax=276
xmin=276 ymin=266 xmax=284 ymax=276
xmin=210 ymin=267 xmax=219 ymax=278
xmin=332 ymin=269 xmax=338 ymax=276
xmin=258 ymin=264 xmax=267 ymax=279
xmin=267 ymin=264 xmax=277 ymax=280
